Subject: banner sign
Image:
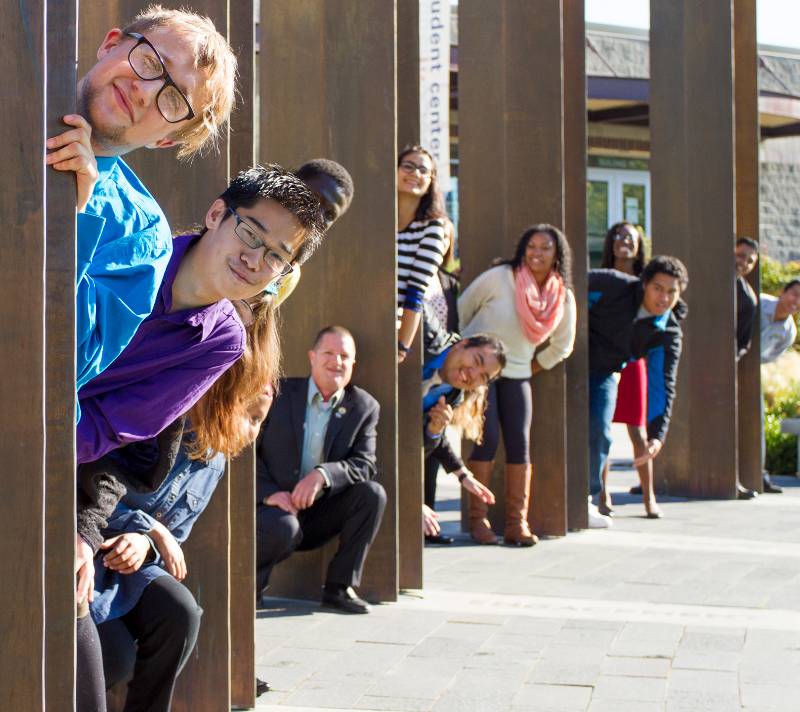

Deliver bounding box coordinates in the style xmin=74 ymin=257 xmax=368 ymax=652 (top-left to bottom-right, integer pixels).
xmin=419 ymin=0 xmax=451 ymax=188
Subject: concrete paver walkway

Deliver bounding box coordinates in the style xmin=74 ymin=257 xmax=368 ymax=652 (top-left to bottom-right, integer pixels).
xmin=253 ymin=428 xmax=800 ymax=711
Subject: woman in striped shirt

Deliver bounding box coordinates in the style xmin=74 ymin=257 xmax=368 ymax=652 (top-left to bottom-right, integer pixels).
xmin=396 ymin=144 xmax=449 ymax=362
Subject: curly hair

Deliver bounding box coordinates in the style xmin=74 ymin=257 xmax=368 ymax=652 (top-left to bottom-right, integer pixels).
xmin=397 ymin=144 xmax=448 ymax=223
xmin=503 ymin=224 xmax=573 ymax=289
xmin=600 ymin=221 xmax=645 ymax=276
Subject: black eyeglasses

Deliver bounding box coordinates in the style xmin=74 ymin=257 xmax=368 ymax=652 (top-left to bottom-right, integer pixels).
xmin=125 ymin=32 xmax=195 ymax=124
xmin=399 ymin=160 xmax=432 ymax=177
xmin=227 ymin=208 xmax=294 ymax=277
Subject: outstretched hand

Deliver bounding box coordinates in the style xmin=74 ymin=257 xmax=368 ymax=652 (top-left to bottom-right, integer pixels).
xmin=633 ymin=438 xmax=663 ymax=466
xmin=459 ymin=471 xmax=495 ymax=505
xmin=46 ymin=114 xmax=98 ymax=212
xmin=422 ymin=504 xmax=440 ymax=536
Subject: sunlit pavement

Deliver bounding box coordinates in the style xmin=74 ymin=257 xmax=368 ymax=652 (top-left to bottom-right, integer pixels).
xmin=254 ymin=425 xmax=800 ymax=711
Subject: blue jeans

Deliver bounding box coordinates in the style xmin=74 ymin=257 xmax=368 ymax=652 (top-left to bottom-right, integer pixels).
xmin=588 ymin=371 xmax=619 ymax=496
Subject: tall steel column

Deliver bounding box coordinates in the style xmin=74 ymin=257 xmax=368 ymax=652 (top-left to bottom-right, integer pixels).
xmin=260 ymin=0 xmax=399 ymax=602
xmin=650 ymin=0 xmax=738 ymax=498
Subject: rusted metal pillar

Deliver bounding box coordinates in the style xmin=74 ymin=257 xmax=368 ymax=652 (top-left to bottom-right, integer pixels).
xmin=2 ymin=0 xmax=77 ymax=708
xmin=396 ymin=0 xmax=424 ymax=590
xmin=564 ymin=0 xmax=589 ymax=531
xmin=734 ymin=0 xmax=762 ymax=493
xmin=650 ymin=0 xmax=738 ymax=498
xmin=459 ymin=0 xmax=570 ymax=537
xmin=260 ymin=0 xmax=399 ymax=602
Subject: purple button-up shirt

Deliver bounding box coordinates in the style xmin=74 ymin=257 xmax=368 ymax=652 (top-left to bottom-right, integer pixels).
xmin=77 ymin=233 xmax=246 ymax=463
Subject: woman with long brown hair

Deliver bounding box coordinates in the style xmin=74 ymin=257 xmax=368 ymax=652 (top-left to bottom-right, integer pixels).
xmin=396 ymin=144 xmax=449 ymax=361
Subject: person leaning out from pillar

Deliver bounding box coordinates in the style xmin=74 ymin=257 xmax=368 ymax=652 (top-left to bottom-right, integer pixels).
xmin=421 ymin=305 xmax=506 ymax=541
xmin=597 ymin=222 xmax=663 ymax=518
xmin=256 ymin=326 xmax=386 ymax=615
xmin=272 ymin=159 xmax=355 ymax=305
xmin=396 ymin=144 xmax=449 ymax=361
xmin=90 ymin=373 xmax=275 ymax=712
xmin=44 ymin=5 xmax=237 ymax=657
xmin=74 ymin=167 xmax=322 ymax=710
xmin=457 ymin=225 xmax=576 ymax=546
xmin=588 ymin=256 xmax=688 ymax=528
xmin=732 ymin=236 xmax=762 ymax=499
xmin=760 ymin=278 xmax=800 ymax=493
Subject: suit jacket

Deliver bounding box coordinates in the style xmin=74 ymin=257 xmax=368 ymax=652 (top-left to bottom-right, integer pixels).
xmin=256 ymin=377 xmax=380 ymax=503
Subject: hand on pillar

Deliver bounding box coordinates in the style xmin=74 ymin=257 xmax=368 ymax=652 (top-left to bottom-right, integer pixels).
xmin=75 ymin=532 xmax=95 ymax=605
xmin=46 ymin=115 xmax=98 ymax=213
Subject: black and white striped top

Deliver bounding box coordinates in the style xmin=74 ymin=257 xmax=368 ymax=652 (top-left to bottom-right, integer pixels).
xmin=396 ymin=218 xmax=446 ymax=312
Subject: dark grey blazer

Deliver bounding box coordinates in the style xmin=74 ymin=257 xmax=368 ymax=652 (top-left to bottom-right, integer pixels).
xmin=256 ymin=377 xmax=380 ymax=503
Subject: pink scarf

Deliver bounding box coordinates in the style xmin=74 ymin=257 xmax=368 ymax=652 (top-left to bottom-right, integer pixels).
xmin=513 ymin=267 xmax=566 ymax=345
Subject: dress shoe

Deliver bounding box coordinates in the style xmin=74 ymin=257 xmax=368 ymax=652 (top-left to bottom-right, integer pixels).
xmin=425 ymin=533 xmax=454 ymax=545
xmin=256 ymin=678 xmax=270 ymax=697
xmin=321 ymin=584 xmax=370 ymax=614
xmin=629 ymin=485 xmax=643 ymax=495
xmin=737 ymin=483 xmax=758 ymax=500
xmin=763 ymin=474 xmax=784 ymax=494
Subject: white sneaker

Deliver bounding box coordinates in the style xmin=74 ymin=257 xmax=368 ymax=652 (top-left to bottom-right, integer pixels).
xmin=588 ymin=501 xmax=613 ymax=529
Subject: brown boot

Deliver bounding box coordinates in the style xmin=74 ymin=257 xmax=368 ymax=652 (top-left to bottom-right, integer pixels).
xmin=504 ymin=463 xmax=538 ymax=547
xmin=467 ymin=460 xmax=498 ymax=545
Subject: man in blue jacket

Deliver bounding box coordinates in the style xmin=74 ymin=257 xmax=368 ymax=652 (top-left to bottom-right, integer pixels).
xmin=588 ymin=255 xmax=689 ymax=527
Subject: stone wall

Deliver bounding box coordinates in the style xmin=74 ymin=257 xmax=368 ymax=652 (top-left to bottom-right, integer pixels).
xmin=760 ymin=160 xmax=800 ymax=262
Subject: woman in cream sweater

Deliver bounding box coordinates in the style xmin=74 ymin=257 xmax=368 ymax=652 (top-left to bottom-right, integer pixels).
xmin=459 ymin=224 xmax=576 ymax=546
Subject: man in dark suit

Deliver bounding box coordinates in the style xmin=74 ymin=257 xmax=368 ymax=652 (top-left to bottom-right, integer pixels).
xmin=256 ymin=325 xmax=385 ymax=614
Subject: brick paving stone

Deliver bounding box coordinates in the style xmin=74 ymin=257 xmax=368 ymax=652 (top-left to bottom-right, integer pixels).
xmin=591 ymin=674 xmax=668 ymax=702
xmin=601 ymin=656 xmax=672 ymax=678
xmin=528 ymin=659 xmax=602 ymax=686
xmin=588 ymin=701 xmax=666 ymax=712
xmin=740 ymin=683 xmax=800 ymax=709
xmin=672 ymin=650 xmax=741 ymax=672
xmin=511 ymin=683 xmax=593 ymax=711
xmin=279 ymin=672 xmax=375 ymax=709
xmin=354 ymin=695 xmax=434 ymax=711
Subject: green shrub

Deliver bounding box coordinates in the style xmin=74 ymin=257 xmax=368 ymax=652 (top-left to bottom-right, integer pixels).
xmin=764 ymin=387 xmax=800 ymax=474
xmin=760 ymin=255 xmax=800 ymax=297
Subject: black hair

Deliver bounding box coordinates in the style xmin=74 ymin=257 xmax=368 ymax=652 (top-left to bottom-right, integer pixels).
xmin=601 ymin=221 xmax=645 ymax=276
xmin=462 ymin=333 xmax=508 ymax=377
xmin=397 ymin=144 xmax=448 ymax=223
xmin=641 ymin=255 xmax=689 ymax=292
xmin=312 ymin=325 xmax=355 ymax=351
xmin=220 ymin=164 xmax=325 ymax=265
xmin=736 ymin=236 xmax=759 ymax=251
xmin=295 ymin=159 xmax=355 ymax=206
xmin=783 ymin=279 xmax=800 ymax=293
xmin=503 ymin=223 xmax=573 ymax=289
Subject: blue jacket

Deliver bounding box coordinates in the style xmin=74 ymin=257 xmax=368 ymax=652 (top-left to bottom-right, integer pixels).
xmin=77 ymin=156 xmax=172 ymax=415
xmin=90 ymin=447 xmax=225 ymax=625
xmin=588 ymin=269 xmax=684 ymax=443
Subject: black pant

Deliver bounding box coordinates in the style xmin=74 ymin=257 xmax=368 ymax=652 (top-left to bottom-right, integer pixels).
xmin=97 ymin=575 xmax=203 ymax=712
xmin=469 ymin=377 xmax=532 ymax=464
xmin=77 ymin=612 xmax=107 ymax=712
xmin=256 ymin=480 xmax=386 ymax=594
xmin=424 ymin=455 xmax=440 ymax=510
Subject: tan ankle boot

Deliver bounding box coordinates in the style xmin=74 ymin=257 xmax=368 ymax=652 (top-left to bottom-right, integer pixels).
xmin=466 ymin=460 xmax=498 ymax=545
xmin=504 ymin=463 xmax=538 ymax=547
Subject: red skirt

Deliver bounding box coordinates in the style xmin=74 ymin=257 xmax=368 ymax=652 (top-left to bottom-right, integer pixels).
xmin=613 ymin=358 xmax=647 ymax=427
